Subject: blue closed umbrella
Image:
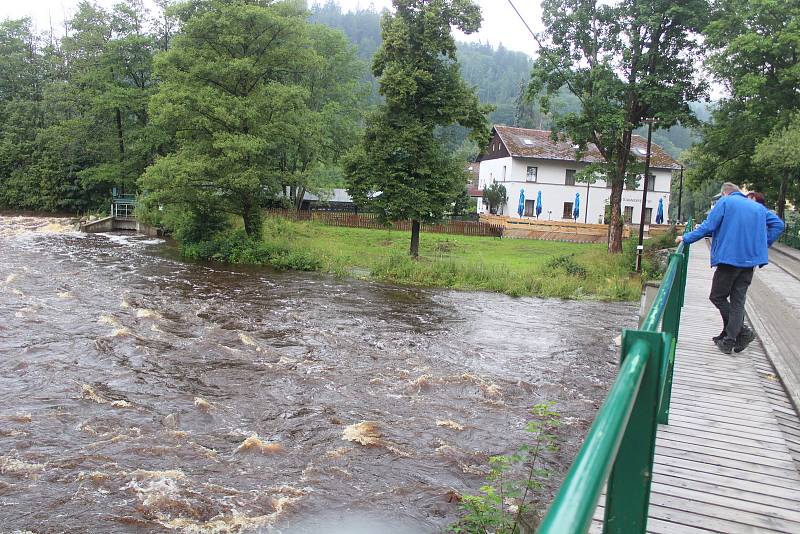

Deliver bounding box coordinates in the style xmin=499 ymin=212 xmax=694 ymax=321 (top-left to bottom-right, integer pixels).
xmin=518 ymin=189 xmax=525 ymax=217
xmin=573 ymin=192 xmax=580 ymax=220
xmin=656 ymin=197 xmax=664 ymax=224
xmin=536 ymin=191 xmax=542 ymax=218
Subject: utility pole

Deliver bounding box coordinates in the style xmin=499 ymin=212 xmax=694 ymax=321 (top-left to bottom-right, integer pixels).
xmin=677 ymin=165 xmax=684 ymax=223
xmin=635 ymin=117 xmax=658 ymax=273
xmin=585 ymin=177 xmax=590 ymax=224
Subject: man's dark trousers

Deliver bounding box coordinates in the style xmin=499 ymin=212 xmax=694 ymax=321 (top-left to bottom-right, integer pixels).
xmin=709 ymin=264 xmax=754 ymax=341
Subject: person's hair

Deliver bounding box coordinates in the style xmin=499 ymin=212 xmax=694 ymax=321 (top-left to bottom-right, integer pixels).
xmin=720 ymin=182 xmax=741 ymax=195
xmin=747 ymin=191 xmax=766 ymax=205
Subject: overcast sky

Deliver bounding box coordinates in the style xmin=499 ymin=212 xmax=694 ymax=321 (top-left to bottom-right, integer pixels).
xmin=1 ymin=0 xmax=544 ymax=57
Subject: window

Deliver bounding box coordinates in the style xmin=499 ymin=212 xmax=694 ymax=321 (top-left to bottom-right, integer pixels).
xmin=565 ymin=169 xmax=576 ymax=186
xmin=563 ymin=202 xmax=574 ymax=219
xmin=623 ymin=206 xmax=634 ymax=223
xmin=526 ymin=166 xmax=537 ymax=182
xmin=502 ymin=165 xmax=507 ymax=182
xmin=647 ymin=174 xmax=655 ymax=191
xmin=643 ymin=207 xmax=653 ymax=224
xmin=522 ymin=138 xmax=535 ymax=146
xmin=524 ymin=199 xmax=535 ymax=217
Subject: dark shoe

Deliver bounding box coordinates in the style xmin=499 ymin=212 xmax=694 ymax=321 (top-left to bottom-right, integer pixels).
xmin=712 ymin=330 xmax=726 ymax=343
xmin=715 ymin=337 xmax=735 ymax=354
xmin=734 ymin=328 xmax=756 ymax=353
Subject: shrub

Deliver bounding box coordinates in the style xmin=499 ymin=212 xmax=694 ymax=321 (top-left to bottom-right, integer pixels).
xmin=450 ymin=403 xmax=562 ymax=534
xmin=546 ymin=254 xmax=588 ymax=278
xmin=181 ymin=229 xmax=321 ymax=271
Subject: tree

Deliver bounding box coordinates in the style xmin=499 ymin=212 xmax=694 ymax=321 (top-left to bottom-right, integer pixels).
xmin=688 ymin=0 xmax=800 ymax=212
xmin=139 ymin=0 xmax=364 ymax=238
xmin=344 ymin=0 xmax=490 ymax=257
xmin=528 ymin=0 xmax=708 ymax=253
xmin=482 ymin=182 xmax=507 ymax=215
xmin=753 ymin=115 xmax=800 ymax=219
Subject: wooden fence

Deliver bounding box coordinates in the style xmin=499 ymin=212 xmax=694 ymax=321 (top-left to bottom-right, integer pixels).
xmin=264 ymin=209 xmax=504 ymax=237
xmin=479 ymin=214 xmax=629 ymax=244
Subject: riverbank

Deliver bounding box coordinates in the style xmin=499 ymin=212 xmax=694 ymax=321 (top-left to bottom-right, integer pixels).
xmin=185 ymin=216 xmax=669 ymax=301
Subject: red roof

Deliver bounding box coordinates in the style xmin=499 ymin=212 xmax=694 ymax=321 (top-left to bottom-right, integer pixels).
xmin=491 ymin=125 xmax=680 ymax=170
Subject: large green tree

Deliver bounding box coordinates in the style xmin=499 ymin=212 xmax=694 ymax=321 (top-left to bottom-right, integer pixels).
xmin=0 ymin=1 xmax=160 ymax=213
xmin=528 ymin=0 xmax=708 ymax=253
xmin=139 ymin=0 xmax=364 ymax=238
xmin=687 ymin=0 xmax=800 ymax=215
xmin=753 ymin=115 xmax=800 ymax=219
xmin=344 ymin=0 xmax=490 ymax=257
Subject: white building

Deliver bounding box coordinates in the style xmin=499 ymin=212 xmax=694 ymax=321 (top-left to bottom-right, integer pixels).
xmin=477 ymin=126 xmax=679 ymax=225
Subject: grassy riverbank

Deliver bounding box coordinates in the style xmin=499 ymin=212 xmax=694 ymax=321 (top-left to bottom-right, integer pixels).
xmin=183 ymin=216 xmax=662 ymax=301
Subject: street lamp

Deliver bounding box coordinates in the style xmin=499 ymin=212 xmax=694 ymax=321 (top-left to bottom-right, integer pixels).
xmin=677 ymin=164 xmax=684 ymax=223
xmin=635 ymin=117 xmax=659 ymax=273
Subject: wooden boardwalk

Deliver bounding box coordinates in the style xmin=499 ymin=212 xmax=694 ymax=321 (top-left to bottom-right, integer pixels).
xmin=592 ymin=241 xmax=800 ymax=533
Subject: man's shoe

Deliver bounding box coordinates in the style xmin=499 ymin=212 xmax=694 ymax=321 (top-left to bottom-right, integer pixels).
xmin=712 ymin=330 xmax=726 ymax=343
xmin=715 ymin=337 xmax=735 ymax=354
xmin=734 ymin=328 xmax=756 ymax=353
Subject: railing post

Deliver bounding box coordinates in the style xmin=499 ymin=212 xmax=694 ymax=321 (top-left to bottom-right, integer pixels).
xmin=603 ymin=330 xmax=666 ymax=534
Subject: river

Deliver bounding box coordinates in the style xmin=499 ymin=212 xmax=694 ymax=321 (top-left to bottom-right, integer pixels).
xmin=0 ymin=216 xmax=636 ymax=533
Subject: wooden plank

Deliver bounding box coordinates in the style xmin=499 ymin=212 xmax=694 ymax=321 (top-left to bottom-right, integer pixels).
xmin=667 ymin=413 xmax=787 ymax=439
xmin=658 ymin=424 xmax=791 ymax=453
xmin=652 ymin=471 xmax=800 ymax=512
xmin=655 ymin=444 xmax=798 ymax=478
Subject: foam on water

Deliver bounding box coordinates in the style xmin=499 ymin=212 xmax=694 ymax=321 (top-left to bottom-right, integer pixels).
xmin=0 ymin=456 xmax=45 ymax=478
xmin=234 ymin=434 xmax=284 ymax=455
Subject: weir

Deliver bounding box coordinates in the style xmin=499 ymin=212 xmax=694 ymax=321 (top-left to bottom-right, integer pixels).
xmin=79 ymin=194 xmax=161 ymax=236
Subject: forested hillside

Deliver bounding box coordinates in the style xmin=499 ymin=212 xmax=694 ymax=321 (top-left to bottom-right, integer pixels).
xmin=310 ymin=2 xmax=704 ymax=159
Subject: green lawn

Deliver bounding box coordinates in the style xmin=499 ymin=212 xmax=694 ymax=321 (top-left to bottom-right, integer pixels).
xmin=261 ymin=217 xmax=645 ymax=301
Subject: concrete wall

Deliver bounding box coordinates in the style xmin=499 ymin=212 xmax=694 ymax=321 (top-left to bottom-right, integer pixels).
xmin=80 ymin=216 xmax=115 ymax=233
xmin=80 ymin=217 xmax=161 ymax=236
xmin=477 ymin=156 xmax=671 ymax=225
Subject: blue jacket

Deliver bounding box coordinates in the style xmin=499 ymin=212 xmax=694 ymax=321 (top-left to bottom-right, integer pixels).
xmin=682 ymin=192 xmax=785 ymax=268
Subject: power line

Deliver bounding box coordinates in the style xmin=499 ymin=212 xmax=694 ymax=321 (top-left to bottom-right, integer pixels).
xmin=505 ymin=0 xmax=545 ymax=51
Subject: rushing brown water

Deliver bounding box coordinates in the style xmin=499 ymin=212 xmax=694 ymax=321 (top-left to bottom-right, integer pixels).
xmin=0 ymin=216 xmax=636 ymax=533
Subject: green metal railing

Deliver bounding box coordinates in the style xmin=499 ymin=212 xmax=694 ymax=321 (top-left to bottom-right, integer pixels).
xmin=780 ymin=220 xmax=800 ymax=250
xmin=537 ymin=219 xmax=694 ymax=534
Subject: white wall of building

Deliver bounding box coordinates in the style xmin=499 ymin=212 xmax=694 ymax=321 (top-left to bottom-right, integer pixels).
xmin=477 ymin=156 xmax=672 ymax=225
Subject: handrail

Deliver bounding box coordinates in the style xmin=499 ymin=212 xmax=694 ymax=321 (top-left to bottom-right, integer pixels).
xmin=639 ymin=238 xmax=688 ymax=332
xmin=538 ymin=219 xmax=694 ymax=534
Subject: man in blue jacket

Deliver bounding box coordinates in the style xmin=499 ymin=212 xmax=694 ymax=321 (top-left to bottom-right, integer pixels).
xmin=676 ymin=182 xmax=785 ymax=354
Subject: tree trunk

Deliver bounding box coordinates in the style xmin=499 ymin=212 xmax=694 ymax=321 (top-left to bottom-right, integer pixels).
xmin=777 ymin=172 xmax=788 ymax=220
xmin=242 ymin=201 xmax=262 ymax=239
xmin=115 ymin=107 xmax=125 ymax=160
xmin=410 ymin=219 xmax=421 ymax=258
xmin=607 ymin=172 xmax=625 ymax=253
xmin=606 ymin=134 xmax=631 ymax=254
xmin=294 ymin=186 xmax=306 ymax=211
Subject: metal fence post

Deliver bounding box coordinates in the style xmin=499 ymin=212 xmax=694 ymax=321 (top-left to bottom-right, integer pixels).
xmin=603 ymin=330 xmax=666 ymax=534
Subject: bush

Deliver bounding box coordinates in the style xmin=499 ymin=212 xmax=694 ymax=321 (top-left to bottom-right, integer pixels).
xmin=182 ymin=229 xmax=322 ymax=271
xmin=546 ymin=254 xmax=588 ymax=278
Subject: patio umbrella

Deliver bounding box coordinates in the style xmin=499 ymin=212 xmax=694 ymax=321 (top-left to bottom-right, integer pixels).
xmin=656 ymin=197 xmax=664 ymax=224
xmin=573 ymin=192 xmax=580 ymax=220
xmin=536 ymin=191 xmax=542 ymax=218
xmin=518 ymin=189 xmax=525 ymax=217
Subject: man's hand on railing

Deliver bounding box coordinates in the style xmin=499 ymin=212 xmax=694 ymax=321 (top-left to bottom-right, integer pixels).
xmin=675 ymin=235 xmax=683 ymax=245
